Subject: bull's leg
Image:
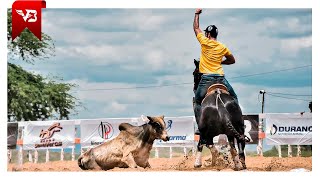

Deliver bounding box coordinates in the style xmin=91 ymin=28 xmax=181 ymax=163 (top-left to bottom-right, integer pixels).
xmin=121 ymin=152 xmax=138 ymax=168
xmin=194 ymin=137 xmax=205 ymax=168
xmin=237 ymin=138 xmax=247 ymax=170
xmin=145 ymin=161 xmax=151 ymax=168
xmin=227 ymin=136 xmax=241 ymax=171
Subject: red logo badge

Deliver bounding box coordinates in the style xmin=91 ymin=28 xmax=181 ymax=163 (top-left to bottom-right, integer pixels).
xmin=12 ymin=0 xmax=46 ymax=40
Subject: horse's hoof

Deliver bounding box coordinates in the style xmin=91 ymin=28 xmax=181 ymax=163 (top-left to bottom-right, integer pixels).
xmin=232 ymin=167 xmax=240 ymax=171
xmin=194 ymin=164 xmax=202 ymax=168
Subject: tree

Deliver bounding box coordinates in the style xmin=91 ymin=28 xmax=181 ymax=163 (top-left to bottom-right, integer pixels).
xmin=7 ymin=9 xmax=79 ymax=121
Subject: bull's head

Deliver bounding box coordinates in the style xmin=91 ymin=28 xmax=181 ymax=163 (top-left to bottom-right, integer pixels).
xmin=147 ymin=115 xmax=170 ymax=141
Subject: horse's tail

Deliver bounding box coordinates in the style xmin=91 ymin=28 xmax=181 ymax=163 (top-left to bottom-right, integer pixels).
xmin=225 ymin=120 xmax=250 ymax=142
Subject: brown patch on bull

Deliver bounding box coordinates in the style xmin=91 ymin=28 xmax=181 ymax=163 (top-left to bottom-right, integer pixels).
xmin=78 ymin=115 xmax=169 ymax=171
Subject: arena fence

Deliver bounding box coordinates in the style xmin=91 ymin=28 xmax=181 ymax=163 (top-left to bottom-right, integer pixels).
xmin=7 ymin=113 xmax=311 ymax=165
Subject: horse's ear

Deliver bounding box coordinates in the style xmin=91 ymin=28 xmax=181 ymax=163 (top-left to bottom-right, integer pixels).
xmin=194 ymin=59 xmax=199 ymax=67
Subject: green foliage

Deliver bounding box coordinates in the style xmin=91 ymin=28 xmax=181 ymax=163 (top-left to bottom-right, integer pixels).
xmin=7 ymin=9 xmax=80 ymax=122
xmin=8 ymin=63 xmax=78 ymax=121
xmin=7 ymin=9 xmax=55 ymax=63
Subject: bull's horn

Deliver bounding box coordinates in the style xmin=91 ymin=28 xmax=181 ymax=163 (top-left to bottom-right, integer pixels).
xmin=141 ymin=115 xmax=149 ymax=122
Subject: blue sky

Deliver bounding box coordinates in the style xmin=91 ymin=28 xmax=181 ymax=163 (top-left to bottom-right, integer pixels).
xmin=9 ymin=8 xmax=312 ymax=119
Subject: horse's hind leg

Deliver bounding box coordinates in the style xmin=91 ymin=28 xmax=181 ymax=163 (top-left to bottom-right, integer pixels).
xmin=194 ymin=137 xmax=205 ymax=168
xmin=227 ymin=136 xmax=241 ymax=171
xmin=237 ymin=138 xmax=247 ymax=170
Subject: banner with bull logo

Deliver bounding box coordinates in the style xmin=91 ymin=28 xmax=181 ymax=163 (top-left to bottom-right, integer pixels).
xmin=153 ymin=116 xmax=195 ymax=147
xmin=80 ymin=118 xmax=139 ymax=148
xmin=265 ymin=113 xmax=312 ymax=145
xmin=242 ymin=115 xmax=259 ymax=144
xmin=7 ymin=122 xmax=18 ymax=149
xmin=23 ymin=120 xmax=75 ymax=150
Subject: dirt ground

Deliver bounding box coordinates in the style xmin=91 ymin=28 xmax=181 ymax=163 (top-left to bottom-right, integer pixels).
xmin=7 ymin=156 xmax=312 ymax=172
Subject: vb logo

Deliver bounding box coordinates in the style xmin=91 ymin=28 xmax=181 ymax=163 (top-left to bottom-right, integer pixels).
xmin=15 ymin=9 xmax=38 ymax=22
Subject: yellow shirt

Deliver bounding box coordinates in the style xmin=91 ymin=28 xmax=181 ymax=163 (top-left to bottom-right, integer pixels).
xmin=196 ymin=33 xmax=231 ymax=75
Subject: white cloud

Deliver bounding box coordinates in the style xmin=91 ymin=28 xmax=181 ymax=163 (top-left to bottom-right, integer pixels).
xmin=103 ymin=101 xmax=127 ymax=114
xmin=33 ymin=9 xmax=312 ymax=118
xmin=280 ymin=36 xmax=312 ymax=56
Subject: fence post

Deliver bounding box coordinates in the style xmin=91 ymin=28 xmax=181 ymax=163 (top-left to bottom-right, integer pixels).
xmin=34 ymin=150 xmax=38 ymax=163
xmin=28 ymin=150 xmax=33 ymax=162
xmin=46 ymin=149 xmax=50 ymax=163
xmin=17 ymin=126 xmax=24 ymax=167
xmin=72 ymin=146 xmax=75 ymax=161
xmin=154 ymin=147 xmax=159 ymax=158
xmin=278 ymin=145 xmax=282 ymax=158
xmin=183 ymin=147 xmax=187 ymax=157
xmin=297 ymin=145 xmax=301 ymax=157
xmin=7 ymin=149 xmax=12 ymax=164
xmin=192 ymin=145 xmax=196 ymax=156
xmin=60 ymin=148 xmax=64 ymax=161
xmin=18 ymin=145 xmax=23 ymax=166
xmin=288 ymin=145 xmax=292 ymax=157
xmin=169 ymin=147 xmax=173 ymax=159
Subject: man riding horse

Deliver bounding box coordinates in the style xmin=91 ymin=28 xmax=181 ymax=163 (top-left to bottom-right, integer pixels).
xmin=193 ymin=8 xmax=247 ymax=170
xmin=193 ymin=8 xmax=239 ymax=133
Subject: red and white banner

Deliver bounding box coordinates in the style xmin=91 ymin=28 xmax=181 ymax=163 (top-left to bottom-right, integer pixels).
xmin=23 ymin=120 xmax=75 ymax=150
xmin=265 ymin=113 xmax=312 ymax=145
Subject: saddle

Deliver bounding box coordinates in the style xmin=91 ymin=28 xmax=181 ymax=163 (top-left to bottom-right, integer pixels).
xmin=205 ymin=83 xmax=230 ymax=97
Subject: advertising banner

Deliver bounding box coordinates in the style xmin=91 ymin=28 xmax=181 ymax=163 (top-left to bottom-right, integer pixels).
xmin=265 ymin=113 xmax=312 ymax=145
xmin=80 ymin=118 xmax=139 ymax=148
xmin=154 ymin=116 xmax=195 ymax=147
xmin=242 ymin=115 xmax=259 ymax=144
xmin=7 ymin=123 xmax=18 ymax=149
xmin=23 ymin=120 xmax=75 ymax=150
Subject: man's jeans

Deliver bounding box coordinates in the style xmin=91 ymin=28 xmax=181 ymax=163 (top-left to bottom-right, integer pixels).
xmin=193 ymin=74 xmax=238 ymax=125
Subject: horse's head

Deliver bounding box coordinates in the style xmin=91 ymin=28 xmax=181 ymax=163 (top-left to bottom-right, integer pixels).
xmin=193 ymin=59 xmax=201 ymax=92
xmin=193 ymin=59 xmax=199 ymax=73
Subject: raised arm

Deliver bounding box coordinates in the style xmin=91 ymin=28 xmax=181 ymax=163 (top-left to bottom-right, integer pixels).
xmin=193 ymin=8 xmax=202 ymax=36
xmin=222 ymin=54 xmax=236 ymax=65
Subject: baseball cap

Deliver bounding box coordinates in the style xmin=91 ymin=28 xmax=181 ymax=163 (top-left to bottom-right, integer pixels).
xmin=204 ymin=25 xmax=218 ymax=37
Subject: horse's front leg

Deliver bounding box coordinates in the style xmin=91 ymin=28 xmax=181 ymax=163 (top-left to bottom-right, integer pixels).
xmin=194 ymin=137 xmax=205 ymax=168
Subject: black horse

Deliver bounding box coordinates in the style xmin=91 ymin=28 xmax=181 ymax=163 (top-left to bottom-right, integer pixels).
xmin=193 ymin=59 xmax=248 ymax=170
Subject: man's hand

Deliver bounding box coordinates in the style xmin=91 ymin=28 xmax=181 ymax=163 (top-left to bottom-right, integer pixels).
xmin=195 ymin=8 xmax=202 ymax=14
xmin=193 ymin=9 xmax=202 ymax=35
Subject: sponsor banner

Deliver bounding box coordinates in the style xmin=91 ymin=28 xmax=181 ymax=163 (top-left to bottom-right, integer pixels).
xmin=242 ymin=115 xmax=259 ymax=144
xmin=154 ymin=116 xmax=194 ymax=147
xmin=7 ymin=123 xmax=18 ymax=149
xmin=23 ymin=121 xmax=75 ymax=150
xmin=80 ymin=118 xmax=139 ymax=148
xmin=265 ymin=113 xmax=312 ymax=145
